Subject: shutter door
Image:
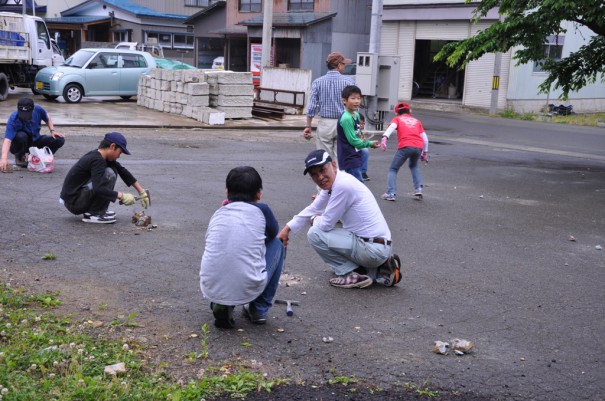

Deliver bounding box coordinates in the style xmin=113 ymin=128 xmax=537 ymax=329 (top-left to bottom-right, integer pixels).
xmin=397 ymin=21 xmax=416 ymax=100
xmin=416 ymin=21 xmax=469 ymax=40
xmin=464 ymin=53 xmax=495 ymax=108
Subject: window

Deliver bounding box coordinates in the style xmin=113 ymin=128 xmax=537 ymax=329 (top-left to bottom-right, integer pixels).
xmin=185 ymin=0 xmax=215 ymax=6
xmin=146 ymin=32 xmax=173 ymax=48
xmin=113 ymin=30 xmax=129 ymax=43
xmin=174 ymin=34 xmax=194 ymax=49
xmin=121 ymin=54 xmax=148 ymax=68
xmin=240 ymin=0 xmax=261 ymax=12
xmin=288 ymin=0 xmax=313 ymax=11
xmin=533 ymin=35 xmax=564 ymax=72
xmin=35 ymin=20 xmax=50 ymax=49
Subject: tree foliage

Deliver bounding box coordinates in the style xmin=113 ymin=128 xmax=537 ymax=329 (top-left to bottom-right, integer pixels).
xmin=434 ymin=0 xmax=605 ymax=99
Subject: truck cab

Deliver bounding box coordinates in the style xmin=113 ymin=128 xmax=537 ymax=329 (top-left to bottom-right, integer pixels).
xmin=0 ymin=12 xmax=54 ymax=100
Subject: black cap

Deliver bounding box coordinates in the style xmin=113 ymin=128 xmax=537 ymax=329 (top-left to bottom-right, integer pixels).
xmin=104 ymin=132 xmax=131 ymax=155
xmin=17 ymin=98 xmax=34 ymax=121
xmin=303 ymin=149 xmax=332 ymax=175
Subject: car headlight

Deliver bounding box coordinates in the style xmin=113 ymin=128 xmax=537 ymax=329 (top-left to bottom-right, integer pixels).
xmin=51 ymin=71 xmax=64 ymax=81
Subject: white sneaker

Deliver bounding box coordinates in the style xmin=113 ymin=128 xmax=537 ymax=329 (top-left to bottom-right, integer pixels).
xmin=413 ymin=189 xmax=423 ymax=200
xmin=82 ymin=213 xmax=116 ymax=224
xmin=84 ymin=211 xmax=115 ymax=218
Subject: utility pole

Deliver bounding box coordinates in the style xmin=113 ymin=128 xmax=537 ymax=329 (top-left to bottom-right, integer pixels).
xmin=366 ymin=0 xmax=383 ymax=130
xmin=260 ymin=0 xmax=274 ymax=86
xmin=489 ymin=13 xmax=504 ymax=115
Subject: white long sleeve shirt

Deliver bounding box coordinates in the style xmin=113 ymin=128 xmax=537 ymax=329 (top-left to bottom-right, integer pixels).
xmin=286 ymin=171 xmax=391 ymax=240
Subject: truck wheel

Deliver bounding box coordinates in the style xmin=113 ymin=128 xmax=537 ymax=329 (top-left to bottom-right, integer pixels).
xmin=0 ymin=73 xmax=9 ymax=101
xmin=63 ymin=83 xmax=83 ymax=103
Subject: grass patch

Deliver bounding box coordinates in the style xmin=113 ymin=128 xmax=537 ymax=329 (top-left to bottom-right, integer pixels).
xmin=499 ymin=107 xmax=605 ymax=127
xmin=0 ymin=284 xmax=282 ymax=400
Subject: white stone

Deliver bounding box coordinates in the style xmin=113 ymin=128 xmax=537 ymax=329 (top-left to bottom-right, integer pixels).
xmin=186 ymin=82 xmax=210 ymax=96
xmin=215 ymin=106 xmax=253 ymax=119
xmin=211 ymin=84 xmax=253 ymax=96
xmin=217 ymin=72 xmax=252 ymax=84
xmin=199 ymin=108 xmax=225 ymax=125
xmin=188 ymin=95 xmax=209 ymax=107
xmin=210 ymin=95 xmax=253 ymax=107
xmin=176 ymin=92 xmax=188 ymax=105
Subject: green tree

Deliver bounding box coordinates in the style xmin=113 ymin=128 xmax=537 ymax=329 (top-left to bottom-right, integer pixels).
xmin=434 ymin=0 xmax=605 ymax=99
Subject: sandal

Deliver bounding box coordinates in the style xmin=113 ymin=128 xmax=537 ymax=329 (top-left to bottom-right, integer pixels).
xmin=329 ymin=272 xmax=372 ymax=289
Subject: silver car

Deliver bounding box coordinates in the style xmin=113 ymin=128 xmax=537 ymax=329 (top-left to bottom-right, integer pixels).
xmin=35 ymin=48 xmax=156 ymax=103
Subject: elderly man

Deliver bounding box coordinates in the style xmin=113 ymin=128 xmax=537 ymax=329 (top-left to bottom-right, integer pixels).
xmin=304 ymin=52 xmax=355 ymax=162
xmin=0 ymin=97 xmax=65 ymax=171
xmin=278 ymin=150 xmax=401 ymax=288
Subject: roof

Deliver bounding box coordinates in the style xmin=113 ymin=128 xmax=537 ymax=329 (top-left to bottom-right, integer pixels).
xmin=184 ymin=0 xmax=226 ymax=24
xmin=61 ymin=0 xmax=187 ymax=21
xmin=45 ymin=16 xmax=110 ymax=24
xmin=103 ymin=0 xmax=187 ymax=20
xmin=209 ymin=25 xmax=247 ymax=36
xmin=238 ymin=12 xmax=336 ymax=27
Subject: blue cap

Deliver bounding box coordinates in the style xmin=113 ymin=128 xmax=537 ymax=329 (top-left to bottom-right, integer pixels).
xmin=303 ymin=149 xmax=332 ymax=175
xmin=104 ymin=132 xmax=131 ymax=155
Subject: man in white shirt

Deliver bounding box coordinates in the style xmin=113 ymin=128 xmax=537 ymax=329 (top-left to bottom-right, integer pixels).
xmin=278 ymin=150 xmax=401 ymax=288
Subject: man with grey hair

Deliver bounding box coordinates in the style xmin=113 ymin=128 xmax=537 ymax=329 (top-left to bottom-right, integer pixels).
xmin=278 ymin=149 xmax=401 ymax=289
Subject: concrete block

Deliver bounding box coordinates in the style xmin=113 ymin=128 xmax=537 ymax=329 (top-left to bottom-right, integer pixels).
xmin=159 ymin=80 xmax=171 ymax=91
xmin=186 ymin=82 xmax=210 ymax=96
xmin=162 ymin=92 xmax=175 ymax=102
xmin=170 ymin=81 xmax=177 ymax=92
xmin=173 ymin=70 xmax=183 ymax=82
xmin=210 ymin=84 xmax=252 ymax=96
xmin=175 ymin=81 xmax=184 ymax=93
xmin=182 ymin=70 xmax=205 ymax=83
xmin=188 ymin=95 xmax=209 ymax=107
xmin=176 ymin=92 xmax=188 ymax=105
xmin=191 ymin=106 xmax=204 ymax=119
xmin=153 ymin=99 xmax=163 ymax=110
xmin=163 ymin=102 xmax=172 ymax=113
xmin=182 ymin=105 xmax=193 ymax=118
xmin=215 ymin=106 xmax=253 ymax=119
xmin=170 ymin=103 xmax=183 ymax=114
xmin=199 ymin=107 xmax=225 ymax=125
xmin=150 ymin=69 xmax=162 ymax=79
xmin=217 ymin=72 xmax=252 ymax=84
xmin=210 ymin=95 xmax=253 ymax=107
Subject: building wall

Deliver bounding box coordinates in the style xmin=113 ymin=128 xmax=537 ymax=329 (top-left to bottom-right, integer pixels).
xmin=506 ymin=21 xmax=605 ymax=112
xmin=301 ymin=19 xmax=333 ymax=78
xmin=44 ymin=0 xmax=87 ymax=18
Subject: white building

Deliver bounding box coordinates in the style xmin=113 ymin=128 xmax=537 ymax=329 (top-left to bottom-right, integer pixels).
xmin=382 ymin=0 xmax=604 ymax=113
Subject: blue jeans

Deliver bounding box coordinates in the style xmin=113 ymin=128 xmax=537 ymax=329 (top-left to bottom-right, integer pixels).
xmin=345 ymin=167 xmax=364 ymax=183
xmin=387 ymin=146 xmax=423 ymax=195
xmin=248 ymin=237 xmax=285 ymax=317
xmin=361 ymin=148 xmax=369 ymax=174
xmin=307 ymin=226 xmax=391 ymax=278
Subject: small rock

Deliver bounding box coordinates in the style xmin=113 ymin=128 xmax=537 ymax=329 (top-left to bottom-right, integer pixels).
xmin=569 ymin=235 xmax=576 ymax=242
xmin=301 ymin=291 xmax=307 ymax=295
xmin=277 ymin=328 xmax=284 ymax=333
xmin=104 ymin=362 xmax=126 ymax=376
xmin=479 ymin=195 xmax=484 ymax=199
xmin=433 ymin=341 xmax=449 ymax=355
xmin=322 ymin=336 xmax=334 ymax=343
xmin=596 ymin=245 xmax=602 ymax=250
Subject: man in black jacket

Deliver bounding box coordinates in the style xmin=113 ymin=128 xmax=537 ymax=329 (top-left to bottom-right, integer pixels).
xmin=60 ymin=132 xmax=149 ymax=224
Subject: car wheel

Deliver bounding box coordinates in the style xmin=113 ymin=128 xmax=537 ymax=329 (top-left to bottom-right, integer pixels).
xmin=120 ymin=96 xmax=132 ymax=100
xmin=0 ymin=73 xmax=9 ymax=101
xmin=43 ymin=94 xmax=59 ymax=101
xmin=63 ymin=84 xmax=83 ymax=103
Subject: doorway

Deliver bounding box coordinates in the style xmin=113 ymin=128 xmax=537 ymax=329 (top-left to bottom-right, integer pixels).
xmin=413 ymin=40 xmax=464 ymax=99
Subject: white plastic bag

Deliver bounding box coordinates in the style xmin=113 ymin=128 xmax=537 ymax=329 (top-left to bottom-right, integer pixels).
xmin=27 ymin=146 xmax=54 ymax=173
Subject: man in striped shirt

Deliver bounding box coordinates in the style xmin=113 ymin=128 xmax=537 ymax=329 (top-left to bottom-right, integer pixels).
xmin=304 ymin=52 xmax=355 ymax=165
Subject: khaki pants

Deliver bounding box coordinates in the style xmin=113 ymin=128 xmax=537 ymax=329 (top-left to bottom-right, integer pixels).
xmin=315 ymin=117 xmax=338 ymax=168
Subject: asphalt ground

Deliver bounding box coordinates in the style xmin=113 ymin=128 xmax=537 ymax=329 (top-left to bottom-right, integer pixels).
xmin=1 ymin=91 xmax=605 ymax=400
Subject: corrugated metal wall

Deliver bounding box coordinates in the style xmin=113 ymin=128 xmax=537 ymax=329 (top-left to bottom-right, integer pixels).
xmin=416 ymin=21 xmax=469 ymax=40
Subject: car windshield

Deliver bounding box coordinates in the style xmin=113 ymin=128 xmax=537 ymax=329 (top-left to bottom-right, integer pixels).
xmin=64 ymin=50 xmax=95 ymax=68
